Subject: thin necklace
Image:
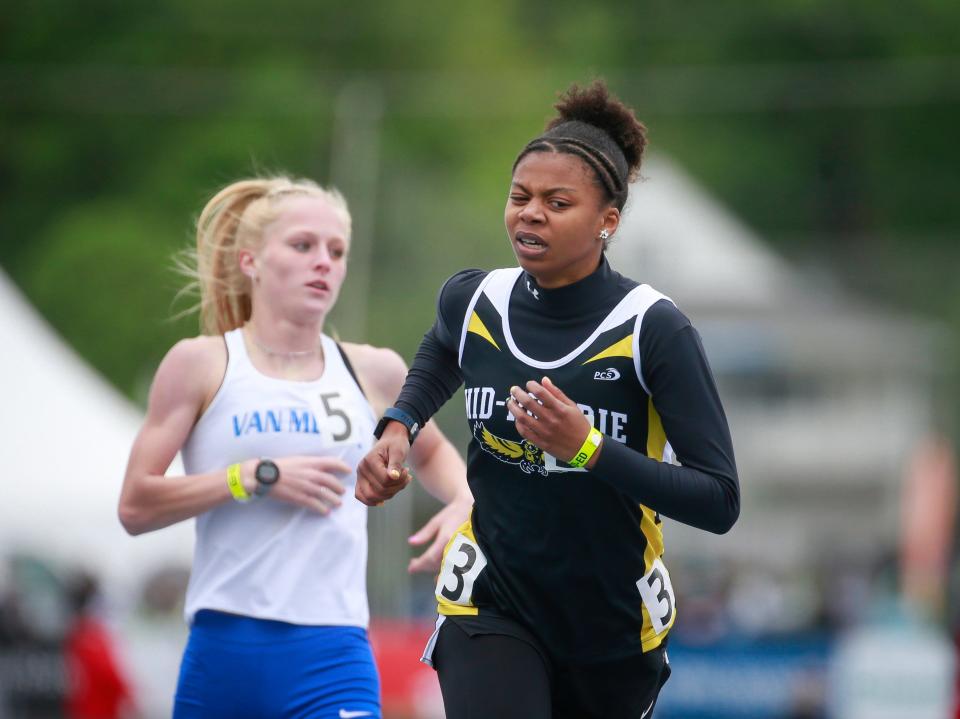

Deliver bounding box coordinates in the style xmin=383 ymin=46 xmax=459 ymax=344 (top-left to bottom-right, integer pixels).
xmin=248 ymin=330 xmax=322 ymax=358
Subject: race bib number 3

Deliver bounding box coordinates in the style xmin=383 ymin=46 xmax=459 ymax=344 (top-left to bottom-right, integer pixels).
xmin=636 ymin=557 xmax=675 ymax=635
xmin=436 ymin=534 xmax=487 ymax=606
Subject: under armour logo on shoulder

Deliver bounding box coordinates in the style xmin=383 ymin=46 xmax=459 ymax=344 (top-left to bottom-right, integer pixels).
xmin=593 ymin=368 xmax=621 ymax=381
xmin=526 ymin=279 xmax=540 ymax=300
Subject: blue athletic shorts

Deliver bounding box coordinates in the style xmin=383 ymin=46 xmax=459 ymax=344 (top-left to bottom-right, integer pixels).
xmin=173 ymin=610 xmax=381 ymax=719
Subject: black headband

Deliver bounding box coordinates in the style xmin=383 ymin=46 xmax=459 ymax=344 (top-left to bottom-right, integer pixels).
xmin=516 ymin=120 xmax=630 ymax=204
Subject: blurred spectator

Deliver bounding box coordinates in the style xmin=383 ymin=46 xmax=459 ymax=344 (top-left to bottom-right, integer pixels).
xmin=1 ymin=555 xmax=68 ymax=719
xmin=63 ymin=571 xmax=136 ymax=719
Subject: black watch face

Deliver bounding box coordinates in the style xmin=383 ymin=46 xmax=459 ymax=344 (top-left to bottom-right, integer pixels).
xmin=256 ymin=460 xmax=280 ymax=484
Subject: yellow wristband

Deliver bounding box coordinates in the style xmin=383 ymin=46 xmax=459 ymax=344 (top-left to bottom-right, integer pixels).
xmin=568 ymin=427 xmax=603 ymax=468
xmin=226 ymin=463 xmax=251 ymax=503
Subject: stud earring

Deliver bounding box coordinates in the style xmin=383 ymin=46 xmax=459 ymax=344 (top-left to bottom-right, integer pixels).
xmin=599 ymin=229 xmax=610 ymax=240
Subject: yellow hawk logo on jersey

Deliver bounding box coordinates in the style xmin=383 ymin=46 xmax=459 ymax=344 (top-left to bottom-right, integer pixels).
xmin=473 ymin=422 xmax=547 ymax=476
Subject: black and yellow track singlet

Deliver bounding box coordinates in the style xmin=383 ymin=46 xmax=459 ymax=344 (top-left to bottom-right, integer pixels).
xmin=437 ymin=267 xmax=681 ymax=662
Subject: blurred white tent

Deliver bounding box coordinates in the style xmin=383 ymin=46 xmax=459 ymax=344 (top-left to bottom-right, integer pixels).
xmin=0 ymin=269 xmax=193 ymax=598
xmin=612 ymin=154 xmax=798 ymax=310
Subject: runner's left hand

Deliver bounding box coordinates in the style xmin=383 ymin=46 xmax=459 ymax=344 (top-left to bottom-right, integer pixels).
xmin=508 ymin=376 xmax=595 ymax=463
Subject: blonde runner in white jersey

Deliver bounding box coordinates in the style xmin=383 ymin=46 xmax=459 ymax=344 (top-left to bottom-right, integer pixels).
xmin=119 ymin=177 xmax=470 ymax=719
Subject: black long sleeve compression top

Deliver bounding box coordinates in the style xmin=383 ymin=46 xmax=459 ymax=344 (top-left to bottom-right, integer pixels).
xmin=396 ymin=257 xmax=739 ymax=534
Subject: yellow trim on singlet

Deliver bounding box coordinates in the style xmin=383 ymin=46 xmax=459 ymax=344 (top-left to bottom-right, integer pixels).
xmin=638 ymin=399 xmax=676 ymax=651
xmin=467 ymin=311 xmax=500 ymax=351
xmin=436 ymin=515 xmax=481 ymax=616
xmin=646 ymin=397 xmax=668 ymax=462
xmin=582 ymin=334 xmax=633 ymax=364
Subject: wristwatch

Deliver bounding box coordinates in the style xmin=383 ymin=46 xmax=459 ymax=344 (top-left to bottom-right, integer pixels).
xmin=254 ymin=458 xmax=281 ymax=497
xmin=373 ymin=407 xmax=421 ymax=445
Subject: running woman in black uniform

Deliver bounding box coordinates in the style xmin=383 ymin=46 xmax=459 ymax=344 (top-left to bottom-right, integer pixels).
xmin=357 ymin=80 xmax=740 ymax=719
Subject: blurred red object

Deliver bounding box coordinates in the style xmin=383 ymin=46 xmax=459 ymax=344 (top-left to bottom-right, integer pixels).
xmin=369 ymin=618 xmax=443 ymax=719
xmin=900 ymin=437 xmax=957 ymax=613
xmin=64 ymin=614 xmax=134 ymax=719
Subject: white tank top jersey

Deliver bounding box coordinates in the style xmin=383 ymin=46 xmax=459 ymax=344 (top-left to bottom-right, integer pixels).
xmin=180 ymin=329 xmax=376 ymax=627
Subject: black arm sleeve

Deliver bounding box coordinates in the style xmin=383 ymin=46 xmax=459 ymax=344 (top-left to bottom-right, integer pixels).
xmin=393 ymin=270 xmax=487 ymax=427
xmin=591 ymin=301 xmax=740 ymax=534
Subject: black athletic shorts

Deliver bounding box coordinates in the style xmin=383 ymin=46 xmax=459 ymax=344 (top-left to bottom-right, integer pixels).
xmin=428 ymin=614 xmax=671 ymax=719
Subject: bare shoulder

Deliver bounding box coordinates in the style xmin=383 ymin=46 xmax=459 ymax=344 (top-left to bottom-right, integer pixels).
xmin=341 ymin=342 xmax=406 ymax=374
xmin=161 ymin=335 xmax=225 ymax=375
xmin=340 ymin=342 xmax=407 ymax=413
xmin=151 ymin=335 xmax=226 ymax=412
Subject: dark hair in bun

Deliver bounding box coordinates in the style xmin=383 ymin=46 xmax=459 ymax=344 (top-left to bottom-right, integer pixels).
xmin=513 ymin=79 xmax=648 ymax=210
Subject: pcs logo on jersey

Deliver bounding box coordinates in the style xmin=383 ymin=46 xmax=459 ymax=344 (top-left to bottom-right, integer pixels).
xmin=473 ymin=423 xmax=547 ymax=476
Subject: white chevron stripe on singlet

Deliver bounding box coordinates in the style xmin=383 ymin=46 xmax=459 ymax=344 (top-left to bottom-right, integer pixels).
xmin=469 ymin=267 xmax=673 ymax=374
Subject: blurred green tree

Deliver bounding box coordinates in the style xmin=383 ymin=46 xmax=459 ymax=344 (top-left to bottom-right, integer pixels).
xmin=1 ymin=0 xmax=958 ymax=408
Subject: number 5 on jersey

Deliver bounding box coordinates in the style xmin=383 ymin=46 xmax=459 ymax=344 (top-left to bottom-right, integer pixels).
xmin=436 ymin=534 xmax=487 ymax=606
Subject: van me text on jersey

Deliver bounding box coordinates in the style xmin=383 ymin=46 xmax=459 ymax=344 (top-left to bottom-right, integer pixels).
xmin=232 ymin=408 xmax=320 ymax=436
